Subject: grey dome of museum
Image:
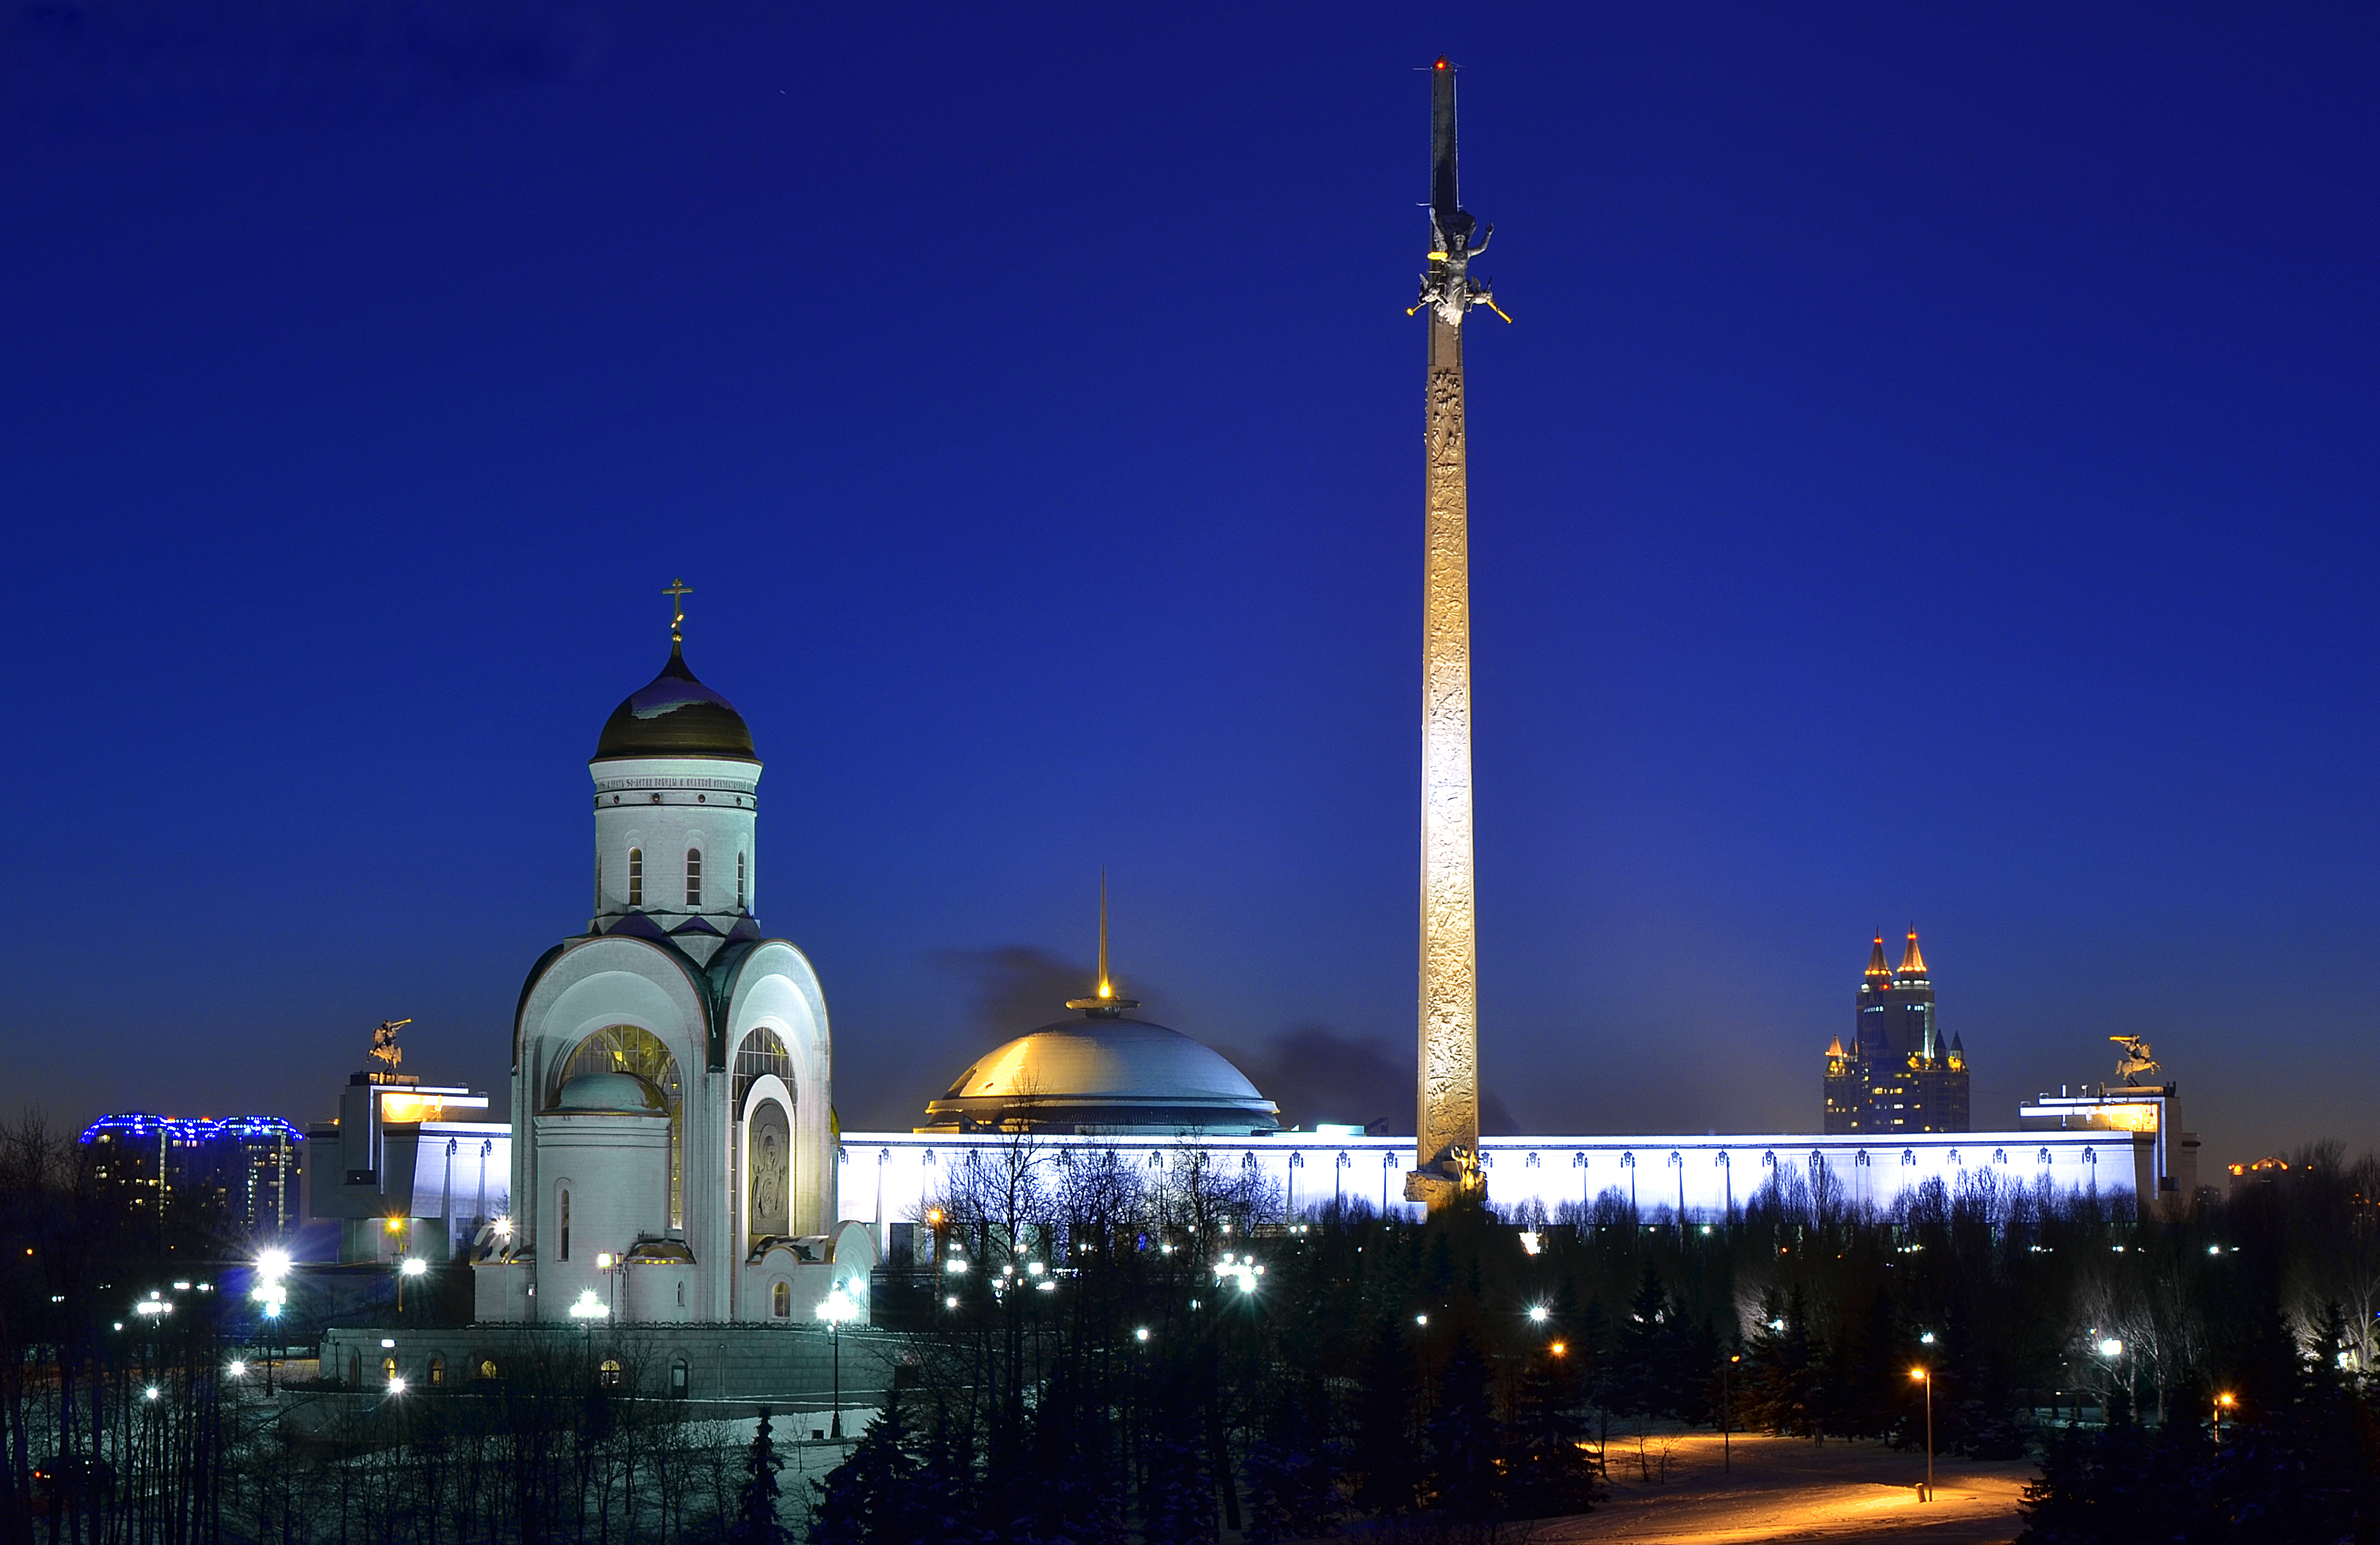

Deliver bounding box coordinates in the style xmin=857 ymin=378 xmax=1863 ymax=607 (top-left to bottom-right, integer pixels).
xmin=918 ymin=888 xmax=1281 ymax=1136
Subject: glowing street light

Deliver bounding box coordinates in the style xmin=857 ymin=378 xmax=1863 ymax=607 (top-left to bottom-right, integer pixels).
xmin=2214 ymin=1390 xmax=2235 ymax=1440
xmin=387 ymin=1376 xmax=407 ymax=1395
xmin=2097 ymin=1338 xmax=2123 ymax=1359
xmin=144 ymin=1386 xmax=160 ymax=1402
xmin=395 ymin=1254 xmax=430 ymax=1317
xmin=1910 ymin=1367 xmax=1933 ymax=1499
xmin=1527 ymin=1304 xmax=1550 ymax=1324
xmin=816 ymin=1285 xmax=862 ymax=1440
xmin=567 ymin=1289 xmax=609 ymax=1320
xmin=227 ymin=1361 xmax=247 ymax=1379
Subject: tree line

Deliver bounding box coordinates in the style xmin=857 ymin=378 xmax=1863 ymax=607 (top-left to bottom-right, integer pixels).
xmin=7 ymin=1099 xmax=2379 ymax=1543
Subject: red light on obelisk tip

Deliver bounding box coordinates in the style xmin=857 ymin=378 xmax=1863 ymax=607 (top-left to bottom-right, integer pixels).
xmin=1434 ymin=57 xmax=1448 ymax=70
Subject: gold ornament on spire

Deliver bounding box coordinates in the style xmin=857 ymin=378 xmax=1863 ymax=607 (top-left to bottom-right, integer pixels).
xmin=663 ymin=577 xmax=692 ymax=644
xmin=1066 ymin=870 xmax=1139 ymax=1014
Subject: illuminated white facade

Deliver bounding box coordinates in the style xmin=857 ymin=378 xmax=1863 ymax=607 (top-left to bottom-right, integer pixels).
xmin=838 ymin=1126 xmax=2149 ymax=1235
xmin=473 ymin=631 xmax=870 ymax=1328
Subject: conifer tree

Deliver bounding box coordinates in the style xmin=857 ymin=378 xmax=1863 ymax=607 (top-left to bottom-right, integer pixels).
xmin=1348 ymin=1316 xmax=1419 ymax=1516
xmin=732 ymin=1408 xmax=787 ymax=1545
xmin=1423 ymin=1331 xmax=1502 ymax=1521
xmin=808 ymin=1395 xmax=913 ymax=1545
xmin=1507 ymin=1342 xmax=1601 ymax=1520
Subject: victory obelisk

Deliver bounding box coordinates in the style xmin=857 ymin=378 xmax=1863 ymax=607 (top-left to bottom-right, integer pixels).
xmin=1406 ymin=57 xmax=1502 ymax=1212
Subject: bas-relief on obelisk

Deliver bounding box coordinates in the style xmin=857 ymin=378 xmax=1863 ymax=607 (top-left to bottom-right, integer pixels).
xmin=1406 ymin=57 xmax=1505 ymax=1212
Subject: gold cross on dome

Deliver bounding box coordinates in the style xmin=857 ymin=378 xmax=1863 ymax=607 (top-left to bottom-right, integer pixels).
xmin=663 ymin=577 xmax=692 ymax=643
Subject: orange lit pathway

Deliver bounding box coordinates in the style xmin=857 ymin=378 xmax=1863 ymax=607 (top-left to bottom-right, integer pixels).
xmin=1537 ymin=1431 xmax=2030 ymax=1545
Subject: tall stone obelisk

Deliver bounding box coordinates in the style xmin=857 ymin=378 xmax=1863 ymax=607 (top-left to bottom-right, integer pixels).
xmin=1406 ymin=57 xmax=1501 ymax=1211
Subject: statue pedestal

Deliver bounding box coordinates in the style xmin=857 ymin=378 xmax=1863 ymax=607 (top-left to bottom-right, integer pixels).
xmin=1403 ymin=1147 xmax=1486 ymax=1212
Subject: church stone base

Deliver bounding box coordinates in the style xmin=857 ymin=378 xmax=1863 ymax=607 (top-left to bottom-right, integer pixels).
xmin=318 ymin=1321 xmax=899 ymax=1423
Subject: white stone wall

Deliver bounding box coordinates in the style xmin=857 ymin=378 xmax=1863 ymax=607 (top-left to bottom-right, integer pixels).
xmin=512 ymin=936 xmax=715 ymax=1316
xmin=840 ymin=1128 xmax=2150 ymax=1234
xmin=532 ymin=1109 xmax=670 ymax=1314
xmin=589 ymin=754 xmax=760 ymax=929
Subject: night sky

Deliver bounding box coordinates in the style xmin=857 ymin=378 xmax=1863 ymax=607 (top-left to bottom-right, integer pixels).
xmin=4 ymin=3 xmax=2375 ymax=1166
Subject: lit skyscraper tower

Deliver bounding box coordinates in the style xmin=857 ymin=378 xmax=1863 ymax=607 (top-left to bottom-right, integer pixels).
xmin=1824 ymin=929 xmax=1970 ymax=1133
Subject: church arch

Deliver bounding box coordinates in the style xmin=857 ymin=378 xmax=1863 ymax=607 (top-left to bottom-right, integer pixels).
xmin=627 ymin=849 xmax=643 ymax=908
xmin=771 ymin=1280 xmax=791 ymax=1318
xmin=744 ymin=1085 xmax=794 ymax=1249
xmin=737 ymin=850 xmax=747 ymax=909
xmin=555 ymin=1024 xmax=685 ymax=1229
xmin=735 ymin=1027 xmax=792 ymax=1109
xmin=721 ymin=947 xmax=833 ymax=1237
xmin=685 ymin=849 xmax=703 ymax=908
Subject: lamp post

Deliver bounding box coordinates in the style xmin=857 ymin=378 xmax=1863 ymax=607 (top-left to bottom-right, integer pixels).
xmin=1724 ymin=1353 xmax=1741 ymax=1472
xmin=2096 ymin=1337 xmax=2124 ymax=1422
xmin=252 ymin=1248 xmax=293 ymax=1395
xmin=2214 ymin=1390 xmax=2235 ymax=1442
xmin=815 ymin=1284 xmax=859 ymax=1440
xmin=397 ymin=1256 xmax=428 ymax=1318
xmin=1910 ymin=1366 xmax=1933 ymax=1500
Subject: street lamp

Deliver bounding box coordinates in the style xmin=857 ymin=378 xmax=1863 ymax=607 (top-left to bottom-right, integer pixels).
xmin=252 ymin=1248 xmax=293 ymax=1394
xmin=816 ymin=1284 xmax=860 ymax=1440
xmin=1724 ymin=1354 xmax=1742 ymax=1472
xmin=397 ymin=1256 xmax=428 ymax=1316
xmin=2214 ymin=1390 xmax=2235 ymax=1441
xmin=1910 ymin=1367 xmax=1933 ymax=1500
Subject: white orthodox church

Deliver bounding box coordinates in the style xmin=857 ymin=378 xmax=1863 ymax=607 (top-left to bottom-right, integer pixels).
xmin=471 ymin=619 xmax=870 ymax=1328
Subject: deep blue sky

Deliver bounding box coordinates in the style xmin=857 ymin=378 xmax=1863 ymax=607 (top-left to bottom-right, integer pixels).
xmin=4 ymin=3 xmax=2375 ymax=1166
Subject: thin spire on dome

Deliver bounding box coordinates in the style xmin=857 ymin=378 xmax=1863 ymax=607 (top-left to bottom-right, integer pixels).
xmin=1898 ymin=926 xmax=1927 ymax=977
xmin=663 ymin=577 xmax=692 ymax=646
xmin=1864 ymin=933 xmax=1892 ymax=980
xmin=1066 ymin=870 xmax=1140 ymax=1015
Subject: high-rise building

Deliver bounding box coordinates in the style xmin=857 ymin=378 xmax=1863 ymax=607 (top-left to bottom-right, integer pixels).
xmin=79 ymin=1113 xmax=305 ymax=1239
xmin=1823 ymin=930 xmax=1970 ymax=1133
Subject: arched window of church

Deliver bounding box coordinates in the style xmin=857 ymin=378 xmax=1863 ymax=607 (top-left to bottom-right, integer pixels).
xmin=737 ymin=851 xmax=747 ymax=909
xmin=670 ymin=1358 xmax=689 ymax=1398
xmin=734 ymin=1027 xmax=794 ymax=1109
xmin=686 ymin=849 xmax=703 ymax=908
xmin=556 ymin=1026 xmax=687 ymax=1229
xmin=771 ymin=1281 xmax=790 ymax=1318
xmin=559 ymin=1188 xmax=571 ymax=1260
xmin=598 ymin=1358 xmax=623 ymax=1389
xmin=381 ymin=1356 xmax=397 ymax=1386
xmin=627 ymin=849 xmax=643 ymax=908
xmin=428 ymin=1355 xmax=444 ymax=1388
